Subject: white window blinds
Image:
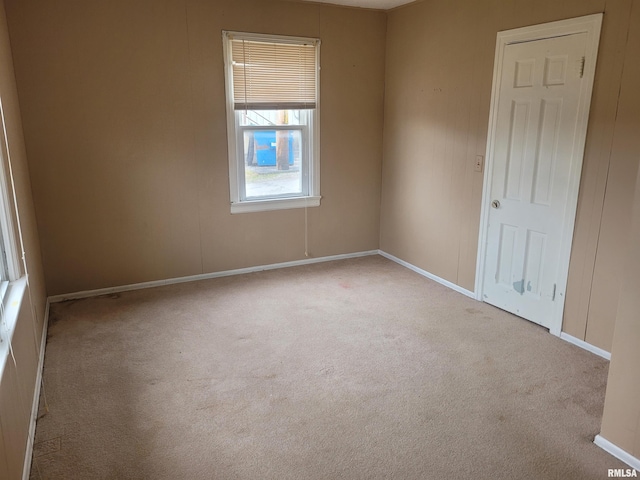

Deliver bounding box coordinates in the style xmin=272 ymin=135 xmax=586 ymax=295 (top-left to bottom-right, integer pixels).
xmin=229 ymin=35 xmax=318 ymax=111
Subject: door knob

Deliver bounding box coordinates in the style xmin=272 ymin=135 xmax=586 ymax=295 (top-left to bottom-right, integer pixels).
xmin=491 ymin=200 xmax=500 ymax=209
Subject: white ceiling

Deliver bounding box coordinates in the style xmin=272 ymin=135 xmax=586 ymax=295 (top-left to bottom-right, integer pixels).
xmin=302 ymin=0 xmax=416 ymax=10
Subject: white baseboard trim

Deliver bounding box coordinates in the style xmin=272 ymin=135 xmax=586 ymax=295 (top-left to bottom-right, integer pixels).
xmin=377 ymin=250 xmax=475 ymax=299
xmin=595 ymin=434 xmax=640 ymax=471
xmin=22 ymin=299 xmax=49 ymax=480
xmin=48 ymin=250 xmax=380 ymax=303
xmin=560 ymin=332 xmax=611 ymax=360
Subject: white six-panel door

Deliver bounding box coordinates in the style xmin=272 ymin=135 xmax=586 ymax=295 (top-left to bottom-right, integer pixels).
xmin=482 ymin=32 xmax=590 ymax=329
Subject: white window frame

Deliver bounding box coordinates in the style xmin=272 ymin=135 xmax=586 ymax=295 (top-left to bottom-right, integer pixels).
xmin=0 ymin=97 xmax=27 ymax=376
xmin=222 ymin=31 xmax=321 ymax=214
xmin=0 ymin=102 xmax=22 ymax=286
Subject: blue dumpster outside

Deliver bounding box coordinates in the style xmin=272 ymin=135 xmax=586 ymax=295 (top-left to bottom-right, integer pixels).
xmin=254 ymin=131 xmax=294 ymax=166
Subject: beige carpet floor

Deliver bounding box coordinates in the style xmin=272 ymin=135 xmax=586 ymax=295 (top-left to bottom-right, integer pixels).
xmin=29 ymin=255 xmax=626 ymax=479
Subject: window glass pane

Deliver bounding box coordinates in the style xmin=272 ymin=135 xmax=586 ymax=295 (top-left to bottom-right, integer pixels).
xmin=243 ymin=129 xmax=303 ymax=199
xmin=0 ymin=245 xmax=7 ymax=281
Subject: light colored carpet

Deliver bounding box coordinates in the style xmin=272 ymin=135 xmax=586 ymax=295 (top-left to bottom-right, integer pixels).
xmin=30 ymin=255 xmax=626 ymax=479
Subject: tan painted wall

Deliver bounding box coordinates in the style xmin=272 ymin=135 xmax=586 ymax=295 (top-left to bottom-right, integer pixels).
xmin=0 ymin=0 xmax=46 ymax=318
xmin=578 ymin=9 xmax=640 ymax=355
xmin=0 ymin=303 xmax=40 ymax=479
xmin=0 ymin=0 xmax=48 ymax=477
xmin=600 ymin=158 xmax=640 ymax=460
xmin=3 ymin=0 xmax=387 ymax=296
xmin=381 ymin=0 xmax=638 ymax=352
xmin=599 ymin=0 xmax=640 ymax=457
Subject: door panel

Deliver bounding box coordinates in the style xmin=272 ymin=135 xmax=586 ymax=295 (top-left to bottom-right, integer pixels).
xmin=483 ymin=33 xmax=587 ymax=328
xmin=532 ymin=98 xmax=562 ymax=206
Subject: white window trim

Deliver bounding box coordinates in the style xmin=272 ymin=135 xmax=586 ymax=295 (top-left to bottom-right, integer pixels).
xmin=0 ymin=97 xmax=27 ymax=376
xmin=230 ymin=195 xmax=321 ymax=214
xmin=0 ymin=104 xmax=22 ymax=283
xmin=222 ymin=31 xmax=321 ymax=214
xmin=0 ymin=277 xmax=27 ymax=377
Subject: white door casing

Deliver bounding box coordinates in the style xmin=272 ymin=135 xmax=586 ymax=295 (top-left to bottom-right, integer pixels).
xmin=476 ymin=15 xmax=602 ymax=336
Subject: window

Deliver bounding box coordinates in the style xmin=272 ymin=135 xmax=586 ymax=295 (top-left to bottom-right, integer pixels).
xmin=0 ymin=97 xmax=26 ymax=367
xmin=0 ymin=108 xmax=22 ymax=290
xmin=222 ymin=31 xmax=321 ymax=213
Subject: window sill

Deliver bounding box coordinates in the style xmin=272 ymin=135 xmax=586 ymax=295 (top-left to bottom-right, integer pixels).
xmin=231 ymin=195 xmax=321 ymax=214
xmin=0 ymin=276 xmax=27 ymax=377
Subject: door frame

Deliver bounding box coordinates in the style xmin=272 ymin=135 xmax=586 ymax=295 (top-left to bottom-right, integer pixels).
xmin=474 ymin=14 xmax=603 ymax=336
